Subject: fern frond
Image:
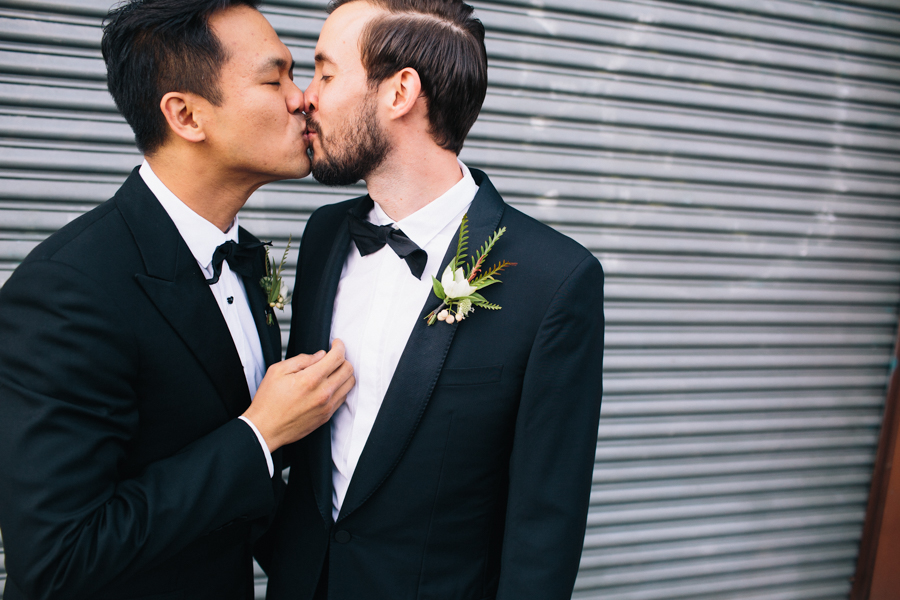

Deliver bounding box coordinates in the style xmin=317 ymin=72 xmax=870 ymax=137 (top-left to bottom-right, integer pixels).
xmin=277 ymin=235 xmax=292 ymax=273
xmin=468 ymin=226 xmax=506 ymax=280
xmin=475 ymin=260 xmax=516 ymax=283
xmin=474 ymin=301 xmax=502 ymax=310
xmin=451 ymin=215 xmax=469 ymax=272
xmin=263 ymin=245 xmax=273 ymax=277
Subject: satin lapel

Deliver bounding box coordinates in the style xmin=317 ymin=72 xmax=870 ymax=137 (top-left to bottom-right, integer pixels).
xmin=307 ymin=200 xmax=356 ymax=524
xmin=337 ymin=169 xmax=506 ymax=521
xmin=116 ymin=168 xmax=252 ymax=419
xmin=239 ymin=228 xmax=281 ymax=368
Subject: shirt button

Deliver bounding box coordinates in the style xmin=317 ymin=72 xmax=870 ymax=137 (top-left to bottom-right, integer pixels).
xmin=334 ymin=530 xmax=351 ymax=544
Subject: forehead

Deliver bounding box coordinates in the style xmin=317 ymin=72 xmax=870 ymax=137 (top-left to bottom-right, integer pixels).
xmin=210 ymin=5 xmax=291 ymax=71
xmin=316 ymin=1 xmax=384 ymax=68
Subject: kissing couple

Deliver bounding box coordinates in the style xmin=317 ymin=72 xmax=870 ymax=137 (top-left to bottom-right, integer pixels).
xmin=0 ymin=1 xmax=604 ymax=599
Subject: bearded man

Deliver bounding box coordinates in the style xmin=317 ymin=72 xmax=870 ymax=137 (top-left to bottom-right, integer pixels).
xmin=260 ymin=1 xmax=604 ymax=599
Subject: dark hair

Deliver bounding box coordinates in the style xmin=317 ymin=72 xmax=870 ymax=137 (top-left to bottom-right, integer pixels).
xmin=329 ymin=0 xmax=487 ymax=155
xmin=102 ymin=0 xmax=261 ymax=155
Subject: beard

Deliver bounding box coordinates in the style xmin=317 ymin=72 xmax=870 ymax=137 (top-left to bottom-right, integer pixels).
xmin=307 ymin=91 xmax=391 ymax=187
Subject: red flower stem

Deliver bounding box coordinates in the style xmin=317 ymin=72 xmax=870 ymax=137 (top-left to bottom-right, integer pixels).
xmin=468 ymin=256 xmax=486 ymax=282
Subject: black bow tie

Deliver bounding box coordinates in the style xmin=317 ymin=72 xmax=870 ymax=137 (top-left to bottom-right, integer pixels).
xmin=207 ymin=239 xmax=269 ymax=285
xmin=348 ymin=212 xmax=428 ymax=279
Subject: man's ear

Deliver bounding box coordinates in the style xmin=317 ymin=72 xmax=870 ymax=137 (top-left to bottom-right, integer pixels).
xmin=159 ymin=91 xmax=208 ymax=143
xmin=384 ymin=67 xmax=423 ymax=120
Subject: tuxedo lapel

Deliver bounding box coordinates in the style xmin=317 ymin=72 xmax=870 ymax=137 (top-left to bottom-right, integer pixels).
xmin=306 ymin=200 xmax=355 ymax=524
xmin=309 ymin=205 xmax=354 ymax=353
xmin=116 ymin=168 xmax=252 ymax=419
xmin=337 ymin=169 xmax=506 ymax=521
xmin=238 ymin=227 xmax=281 ymax=368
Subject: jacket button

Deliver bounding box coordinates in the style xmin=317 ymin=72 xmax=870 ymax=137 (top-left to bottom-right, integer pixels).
xmin=334 ymin=530 xmax=351 ymax=544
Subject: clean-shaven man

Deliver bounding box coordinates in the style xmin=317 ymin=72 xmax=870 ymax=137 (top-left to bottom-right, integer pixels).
xmin=261 ymin=1 xmax=605 ymax=598
xmin=0 ymin=1 xmax=353 ymax=599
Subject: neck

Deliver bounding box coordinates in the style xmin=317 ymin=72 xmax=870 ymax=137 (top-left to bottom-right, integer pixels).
xmin=146 ymin=150 xmax=258 ymax=232
xmin=365 ymin=144 xmax=462 ymax=222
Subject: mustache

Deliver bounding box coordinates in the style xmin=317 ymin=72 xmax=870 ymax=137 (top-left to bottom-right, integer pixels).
xmin=305 ymin=117 xmax=320 ymax=135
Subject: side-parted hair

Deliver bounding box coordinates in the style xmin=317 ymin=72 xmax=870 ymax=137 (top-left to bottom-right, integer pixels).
xmin=102 ymin=0 xmax=261 ymax=155
xmin=330 ymin=0 xmax=487 ymax=155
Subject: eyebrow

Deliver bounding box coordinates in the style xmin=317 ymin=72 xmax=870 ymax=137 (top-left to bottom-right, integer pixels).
xmin=314 ymin=51 xmax=333 ymax=65
xmin=256 ymin=56 xmax=295 ymax=75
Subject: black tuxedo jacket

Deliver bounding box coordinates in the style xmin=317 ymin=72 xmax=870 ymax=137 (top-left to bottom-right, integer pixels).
xmin=263 ymin=169 xmax=604 ymax=600
xmin=0 ymin=168 xmax=284 ymax=600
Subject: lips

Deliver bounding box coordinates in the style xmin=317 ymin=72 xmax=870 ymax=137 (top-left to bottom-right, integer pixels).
xmin=305 ymin=116 xmax=320 ymax=138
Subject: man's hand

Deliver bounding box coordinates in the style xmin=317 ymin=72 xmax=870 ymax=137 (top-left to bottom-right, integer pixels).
xmin=243 ymin=339 xmax=354 ymax=453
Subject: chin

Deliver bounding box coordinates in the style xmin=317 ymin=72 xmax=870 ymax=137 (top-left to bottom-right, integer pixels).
xmin=284 ymin=156 xmax=312 ymax=180
xmin=298 ymin=159 xmax=312 ymax=178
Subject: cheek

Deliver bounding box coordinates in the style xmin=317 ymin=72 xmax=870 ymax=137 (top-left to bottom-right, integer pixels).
xmin=320 ymin=84 xmax=355 ymax=119
xmin=256 ymin=106 xmax=292 ymax=136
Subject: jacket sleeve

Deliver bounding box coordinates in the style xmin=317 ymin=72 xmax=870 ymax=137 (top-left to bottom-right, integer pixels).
xmin=495 ymin=254 xmax=605 ymax=600
xmin=0 ymin=259 xmax=276 ymax=600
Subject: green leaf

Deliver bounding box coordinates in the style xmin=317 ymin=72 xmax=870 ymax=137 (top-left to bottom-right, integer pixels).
xmin=471 ymin=278 xmax=500 ymax=290
xmin=431 ymin=276 xmax=446 ymax=300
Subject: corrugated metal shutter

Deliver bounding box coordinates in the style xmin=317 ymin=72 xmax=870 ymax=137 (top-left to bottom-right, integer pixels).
xmin=472 ymin=1 xmax=900 ymax=598
xmin=1 ymin=0 xmax=899 ymax=599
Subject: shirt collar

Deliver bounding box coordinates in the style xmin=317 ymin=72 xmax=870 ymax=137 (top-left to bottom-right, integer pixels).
xmin=369 ymin=159 xmax=478 ymax=249
xmin=139 ymin=160 xmax=238 ymax=271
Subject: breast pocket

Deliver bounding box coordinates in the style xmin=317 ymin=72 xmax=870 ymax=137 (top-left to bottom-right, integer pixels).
xmin=438 ymin=364 xmax=503 ymax=386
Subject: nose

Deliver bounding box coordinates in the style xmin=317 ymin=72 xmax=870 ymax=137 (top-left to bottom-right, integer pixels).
xmin=303 ymin=79 xmax=317 ymax=114
xmin=287 ymin=79 xmax=304 ymax=114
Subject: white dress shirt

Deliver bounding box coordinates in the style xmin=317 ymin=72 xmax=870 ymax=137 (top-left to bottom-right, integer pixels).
xmin=329 ymin=160 xmax=479 ymax=520
xmin=139 ymin=161 xmax=274 ymax=477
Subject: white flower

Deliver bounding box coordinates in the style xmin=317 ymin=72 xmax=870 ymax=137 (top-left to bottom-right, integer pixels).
xmin=441 ymin=265 xmax=476 ymax=299
xmin=280 ymin=280 xmax=288 ymax=299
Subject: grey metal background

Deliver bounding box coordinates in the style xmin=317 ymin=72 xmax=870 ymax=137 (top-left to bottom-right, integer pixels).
xmin=1 ymin=0 xmax=899 ymax=598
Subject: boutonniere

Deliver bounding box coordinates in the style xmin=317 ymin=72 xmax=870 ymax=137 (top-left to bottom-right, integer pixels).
xmin=425 ymin=215 xmax=516 ymax=325
xmin=259 ymin=236 xmax=292 ymax=326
